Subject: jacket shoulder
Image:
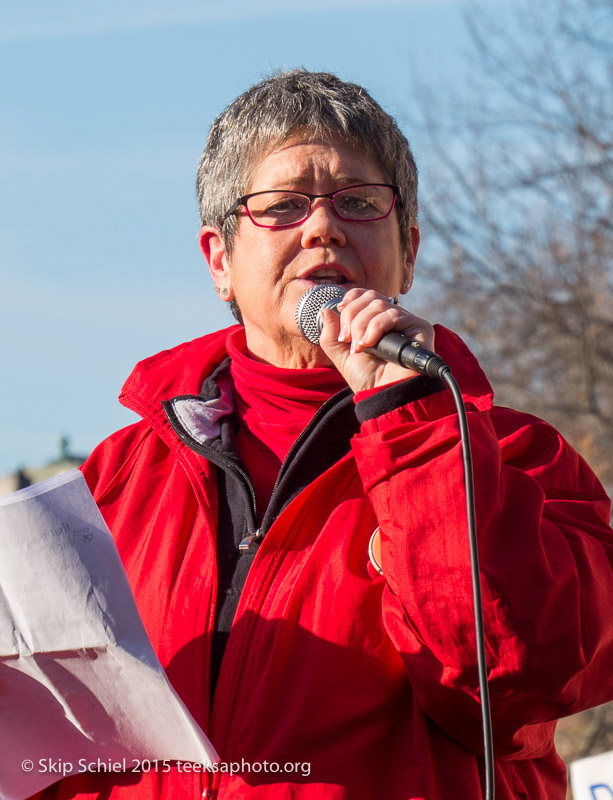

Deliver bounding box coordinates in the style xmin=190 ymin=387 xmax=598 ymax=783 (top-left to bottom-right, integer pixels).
xmin=81 ymin=326 xmax=241 ymax=501
xmin=120 ymin=325 xmax=240 ymax=410
xmin=80 ymin=420 xmax=154 ymax=503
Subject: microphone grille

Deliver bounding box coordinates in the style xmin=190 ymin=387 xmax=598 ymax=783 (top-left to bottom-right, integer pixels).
xmin=295 ymin=284 xmax=347 ymax=344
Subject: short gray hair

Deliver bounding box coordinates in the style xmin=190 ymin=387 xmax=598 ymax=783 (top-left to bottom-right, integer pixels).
xmin=197 ymin=69 xmax=418 ymax=243
xmin=196 ymin=70 xmax=418 ymax=322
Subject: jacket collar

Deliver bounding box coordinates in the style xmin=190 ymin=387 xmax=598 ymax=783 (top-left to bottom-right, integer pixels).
xmin=119 ymin=325 xmax=242 ymax=423
xmin=118 ymin=322 xmax=494 ymax=429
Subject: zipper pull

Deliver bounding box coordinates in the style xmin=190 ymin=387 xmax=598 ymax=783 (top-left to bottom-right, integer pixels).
xmin=239 ymin=529 xmax=263 ymax=551
xmin=203 ymin=767 xmax=221 ymax=799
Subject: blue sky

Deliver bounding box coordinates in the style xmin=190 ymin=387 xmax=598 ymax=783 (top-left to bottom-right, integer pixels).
xmin=0 ymin=0 xmax=505 ymax=473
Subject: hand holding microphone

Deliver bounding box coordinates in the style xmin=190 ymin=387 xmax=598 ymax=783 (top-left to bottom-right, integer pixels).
xmin=295 ymin=284 xmax=448 ymax=393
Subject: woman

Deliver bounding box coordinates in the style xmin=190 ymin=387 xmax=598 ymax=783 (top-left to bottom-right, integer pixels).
xmin=46 ymin=70 xmax=613 ymax=800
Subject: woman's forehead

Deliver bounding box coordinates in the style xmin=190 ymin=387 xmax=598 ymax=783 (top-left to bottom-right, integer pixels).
xmin=246 ymin=134 xmax=385 ymax=191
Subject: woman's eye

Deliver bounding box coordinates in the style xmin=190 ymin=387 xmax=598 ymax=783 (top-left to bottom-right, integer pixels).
xmin=339 ymin=195 xmax=372 ymax=210
xmin=336 ymin=194 xmax=381 ymax=215
xmin=267 ymin=198 xmax=303 ymax=213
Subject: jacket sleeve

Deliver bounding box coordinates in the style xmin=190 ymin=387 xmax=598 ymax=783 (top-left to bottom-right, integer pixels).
xmin=351 ymin=379 xmax=613 ymax=759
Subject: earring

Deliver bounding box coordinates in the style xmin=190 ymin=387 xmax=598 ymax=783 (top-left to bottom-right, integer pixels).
xmin=215 ymin=287 xmax=229 ymax=297
xmin=403 ymin=280 xmax=410 ymax=289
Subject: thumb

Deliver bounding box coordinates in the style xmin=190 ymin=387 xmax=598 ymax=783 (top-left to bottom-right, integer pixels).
xmin=317 ymin=307 xmax=350 ymax=368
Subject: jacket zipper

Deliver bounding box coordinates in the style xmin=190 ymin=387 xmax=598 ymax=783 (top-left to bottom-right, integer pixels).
xmin=208 ymin=390 xmax=354 ymax=757
xmin=270 ymin=388 xmax=352 ymax=497
xmin=162 ymin=399 xmax=260 ymax=533
xmin=163 ymin=389 xmax=351 ymax=549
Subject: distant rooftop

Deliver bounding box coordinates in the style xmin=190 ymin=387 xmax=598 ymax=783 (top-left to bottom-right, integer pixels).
xmin=0 ymin=436 xmax=88 ymax=497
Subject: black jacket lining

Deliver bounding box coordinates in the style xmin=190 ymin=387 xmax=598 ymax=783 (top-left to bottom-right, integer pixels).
xmin=355 ymin=376 xmax=446 ymax=423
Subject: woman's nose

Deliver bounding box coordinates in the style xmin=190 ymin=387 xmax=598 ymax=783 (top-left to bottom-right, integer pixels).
xmin=300 ymin=198 xmax=347 ymax=248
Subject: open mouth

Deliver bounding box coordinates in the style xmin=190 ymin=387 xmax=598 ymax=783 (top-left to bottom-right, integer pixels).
xmin=305 ymin=268 xmax=349 ymax=285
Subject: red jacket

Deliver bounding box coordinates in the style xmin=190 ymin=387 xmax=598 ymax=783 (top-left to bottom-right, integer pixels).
xmin=42 ymin=324 xmax=613 ymax=800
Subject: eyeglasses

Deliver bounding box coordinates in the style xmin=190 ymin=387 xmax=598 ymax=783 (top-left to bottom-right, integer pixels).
xmin=222 ymin=183 xmax=400 ymax=229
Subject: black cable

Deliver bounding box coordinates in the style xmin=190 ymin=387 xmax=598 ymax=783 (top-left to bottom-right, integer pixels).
xmin=441 ymin=366 xmax=495 ymax=800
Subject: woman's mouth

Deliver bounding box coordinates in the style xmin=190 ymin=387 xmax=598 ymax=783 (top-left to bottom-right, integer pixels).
xmin=304 ymin=268 xmax=350 ymax=285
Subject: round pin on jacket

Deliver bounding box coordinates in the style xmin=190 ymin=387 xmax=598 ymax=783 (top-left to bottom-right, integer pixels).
xmin=368 ymin=527 xmax=383 ymax=575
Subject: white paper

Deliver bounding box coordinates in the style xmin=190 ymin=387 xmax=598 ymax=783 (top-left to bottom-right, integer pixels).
xmin=570 ymin=750 xmax=613 ymax=800
xmin=0 ymin=470 xmax=219 ymax=800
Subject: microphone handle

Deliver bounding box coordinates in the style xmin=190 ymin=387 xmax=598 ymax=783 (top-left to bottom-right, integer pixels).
xmin=364 ymin=334 xmax=449 ymax=379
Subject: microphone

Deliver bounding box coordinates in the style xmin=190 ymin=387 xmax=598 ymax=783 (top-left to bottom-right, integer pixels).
xmin=295 ymin=284 xmax=449 ymax=379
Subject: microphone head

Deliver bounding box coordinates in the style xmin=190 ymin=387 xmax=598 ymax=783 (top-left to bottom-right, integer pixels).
xmin=295 ymin=284 xmax=347 ymax=344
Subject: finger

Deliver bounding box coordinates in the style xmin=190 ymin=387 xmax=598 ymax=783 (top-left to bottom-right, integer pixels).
xmin=337 ymin=290 xmax=391 ymax=343
xmin=318 ymin=306 xmax=341 ymax=345
xmin=318 ymin=307 xmax=355 ymax=375
xmin=344 ymin=298 xmax=399 ymax=352
xmin=335 ymin=286 xmax=371 ymax=311
xmin=354 ymin=305 xmax=405 ymax=351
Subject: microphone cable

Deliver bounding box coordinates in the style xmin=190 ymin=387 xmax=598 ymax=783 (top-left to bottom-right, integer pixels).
xmin=439 ymin=365 xmax=495 ymax=800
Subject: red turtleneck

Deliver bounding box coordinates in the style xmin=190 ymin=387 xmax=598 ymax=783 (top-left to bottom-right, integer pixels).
xmin=226 ymin=327 xmax=347 ymax=522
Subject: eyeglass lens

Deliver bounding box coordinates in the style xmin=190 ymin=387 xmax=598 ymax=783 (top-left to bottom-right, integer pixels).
xmin=245 ymin=185 xmax=395 ymax=227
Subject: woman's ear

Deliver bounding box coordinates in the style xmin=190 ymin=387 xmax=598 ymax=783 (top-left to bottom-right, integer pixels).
xmin=199 ymin=226 xmax=233 ymax=300
xmin=402 ymin=224 xmax=420 ymax=294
